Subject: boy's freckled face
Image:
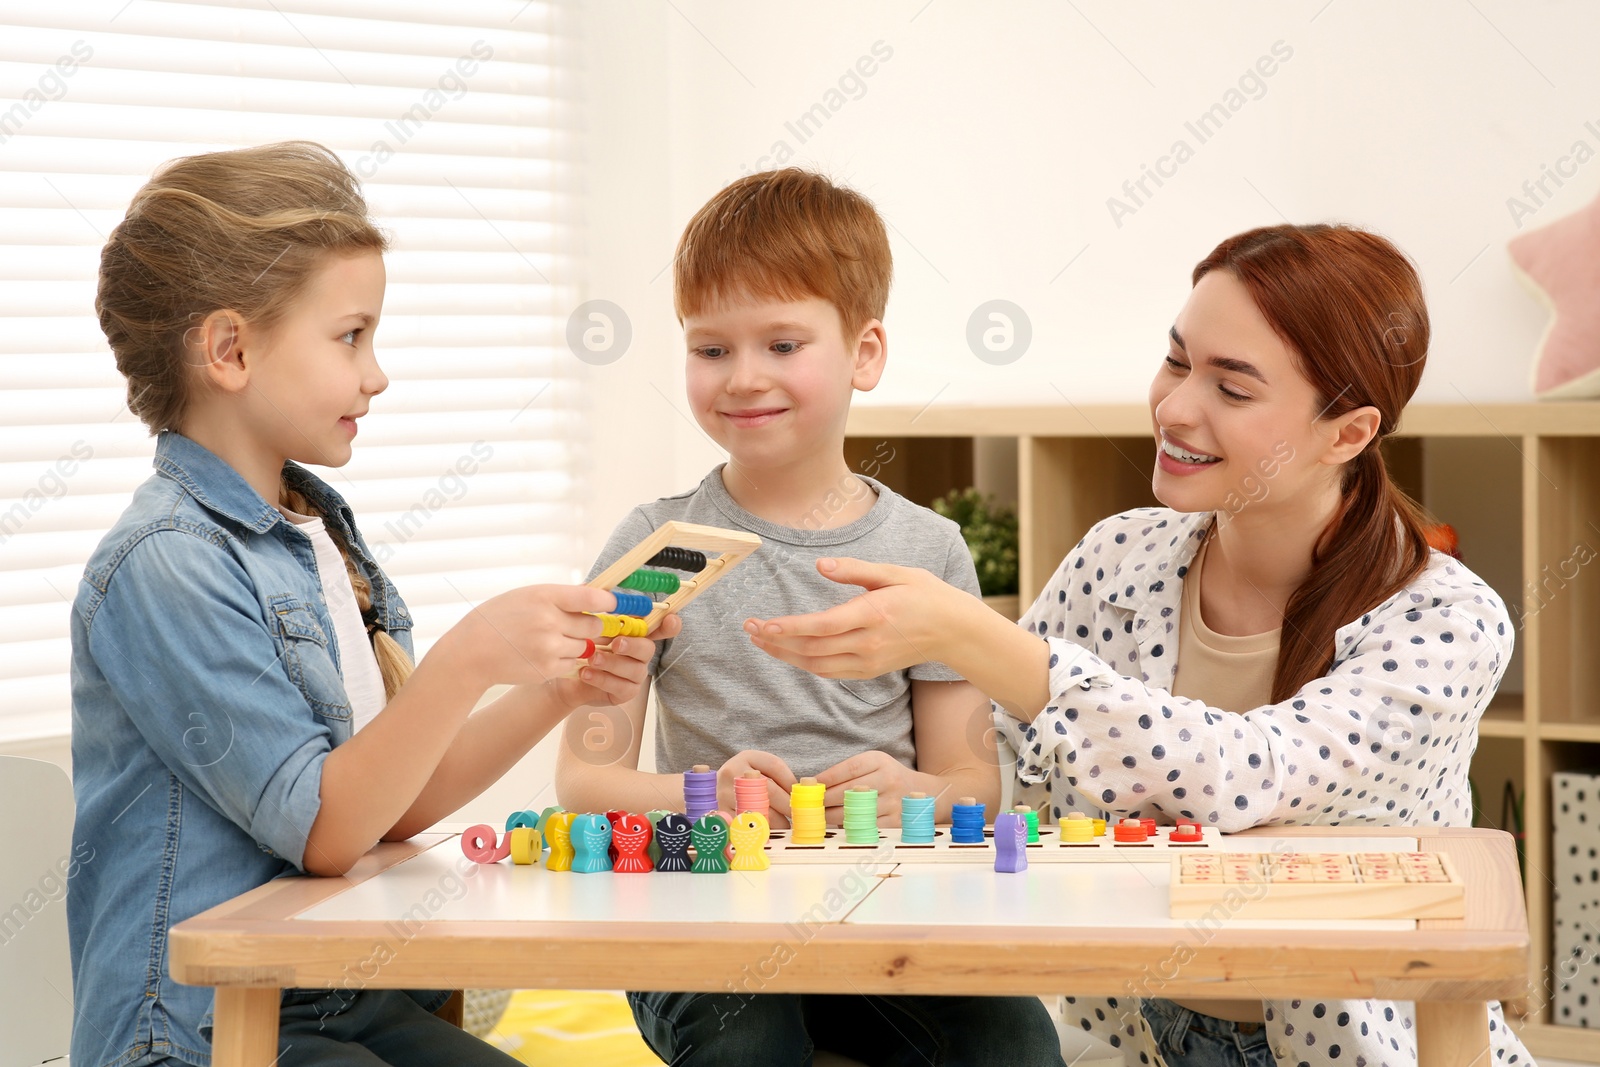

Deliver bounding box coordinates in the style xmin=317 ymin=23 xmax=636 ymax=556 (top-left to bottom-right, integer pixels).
xmin=684 ymin=295 xmax=865 ymax=468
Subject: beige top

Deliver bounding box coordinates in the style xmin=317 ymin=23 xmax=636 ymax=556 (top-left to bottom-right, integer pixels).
xmin=1169 ymin=537 xmax=1280 ymax=713
xmin=1169 ymin=535 xmax=1281 ymax=1025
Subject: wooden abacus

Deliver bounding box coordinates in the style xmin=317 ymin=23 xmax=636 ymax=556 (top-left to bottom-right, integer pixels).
xmin=584 ymin=520 xmax=761 ymax=650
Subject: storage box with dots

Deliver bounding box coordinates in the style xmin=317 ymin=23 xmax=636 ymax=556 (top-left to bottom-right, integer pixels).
xmin=1553 ymin=771 xmax=1600 ymax=1029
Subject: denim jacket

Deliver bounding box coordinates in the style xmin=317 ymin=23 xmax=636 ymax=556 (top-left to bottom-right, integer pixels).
xmin=68 ymin=431 xmax=445 ymax=1067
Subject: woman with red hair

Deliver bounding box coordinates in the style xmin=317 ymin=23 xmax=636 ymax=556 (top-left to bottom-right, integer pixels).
xmin=744 ymin=224 xmax=1531 ymax=1067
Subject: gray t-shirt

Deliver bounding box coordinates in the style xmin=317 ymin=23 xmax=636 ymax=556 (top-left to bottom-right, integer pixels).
xmin=587 ymin=466 xmax=982 ymax=778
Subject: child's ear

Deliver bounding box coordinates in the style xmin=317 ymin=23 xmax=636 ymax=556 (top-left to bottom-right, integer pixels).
xmin=851 ymin=318 xmax=887 ymax=391
xmin=189 ymin=310 xmax=252 ymax=395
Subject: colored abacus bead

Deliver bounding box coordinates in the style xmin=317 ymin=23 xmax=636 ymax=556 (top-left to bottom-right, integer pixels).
xmin=610 ymin=591 xmax=653 ymax=618
xmin=994 ymin=812 xmax=1028 ymax=873
xmin=729 ymin=811 xmax=772 ymax=871
xmin=570 ymin=813 xmax=614 ymax=874
xmin=654 ymin=813 xmax=693 ymax=872
xmin=646 ymin=546 xmax=707 ymax=572
xmin=612 ymin=812 xmax=654 ymax=873
xmin=617 ymin=569 xmax=680 ymax=594
xmin=690 ymin=814 xmax=731 ymax=874
xmin=594 ymin=613 xmax=649 ymax=638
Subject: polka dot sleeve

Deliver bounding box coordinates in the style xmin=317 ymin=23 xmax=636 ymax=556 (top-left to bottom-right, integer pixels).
xmin=997 ymin=509 xmax=1514 ymax=833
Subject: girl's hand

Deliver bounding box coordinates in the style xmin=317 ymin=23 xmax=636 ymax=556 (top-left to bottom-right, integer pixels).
xmin=815 ymin=750 xmax=922 ymax=827
xmin=552 ymin=616 xmax=682 ymax=711
xmin=445 ymin=585 xmax=628 ymax=689
xmin=717 ymin=750 xmax=797 ymax=829
xmin=744 ymin=558 xmax=958 ymax=678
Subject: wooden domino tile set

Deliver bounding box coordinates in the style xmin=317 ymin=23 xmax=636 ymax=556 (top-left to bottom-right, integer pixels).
xmin=1168 ymin=849 xmax=1466 ymax=920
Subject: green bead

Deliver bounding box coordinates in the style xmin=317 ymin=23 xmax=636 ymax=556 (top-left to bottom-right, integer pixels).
xmin=618 ymin=569 xmax=680 ymax=594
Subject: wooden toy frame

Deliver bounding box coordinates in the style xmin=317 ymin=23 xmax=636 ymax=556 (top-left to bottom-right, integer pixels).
xmin=587 ymin=520 xmax=762 ymax=633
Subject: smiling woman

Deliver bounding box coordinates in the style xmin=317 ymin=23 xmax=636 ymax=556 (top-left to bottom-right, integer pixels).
xmin=742 ymin=223 xmax=1532 ymax=1067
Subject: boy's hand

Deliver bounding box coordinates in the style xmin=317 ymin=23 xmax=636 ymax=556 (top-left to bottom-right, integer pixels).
xmin=743 ymin=558 xmax=958 ymax=677
xmin=552 ymin=615 xmax=681 ymax=711
xmin=717 ymin=750 xmax=797 ymax=829
xmin=815 ymin=750 xmax=924 ymax=827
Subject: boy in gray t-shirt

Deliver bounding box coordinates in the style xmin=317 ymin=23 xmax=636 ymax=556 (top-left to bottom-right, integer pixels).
xmin=554 ymin=168 xmax=1066 ymax=1067
xmin=584 ymin=465 xmax=980 ymax=783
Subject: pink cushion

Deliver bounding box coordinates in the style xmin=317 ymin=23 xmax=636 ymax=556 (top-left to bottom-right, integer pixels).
xmin=1509 ymin=189 xmax=1600 ymax=398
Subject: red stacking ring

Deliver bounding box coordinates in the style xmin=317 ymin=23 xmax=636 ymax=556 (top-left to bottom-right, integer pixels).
xmin=1168 ymin=822 xmax=1204 ymax=843
xmin=1113 ymin=818 xmax=1149 ymax=842
xmin=580 ymin=638 xmax=595 ymax=659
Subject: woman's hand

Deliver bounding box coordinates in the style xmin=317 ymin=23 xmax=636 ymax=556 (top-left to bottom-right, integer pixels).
xmin=815 ymin=750 xmax=923 ymax=826
xmin=743 ymin=558 xmax=961 ymax=678
xmin=717 ymin=750 xmax=797 ymax=829
xmin=551 ymin=615 xmax=681 ymax=711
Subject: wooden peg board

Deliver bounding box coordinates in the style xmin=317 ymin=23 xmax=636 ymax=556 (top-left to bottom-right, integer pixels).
xmin=1168 ymin=850 xmax=1466 ymax=920
xmin=587 ymin=520 xmax=762 ymax=631
xmin=756 ymin=824 xmax=1222 ymax=864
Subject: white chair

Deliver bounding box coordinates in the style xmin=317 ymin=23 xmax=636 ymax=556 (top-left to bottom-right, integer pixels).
xmin=0 ymin=755 xmax=75 ymax=1066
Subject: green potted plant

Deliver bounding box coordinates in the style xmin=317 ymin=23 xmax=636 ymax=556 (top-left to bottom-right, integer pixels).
xmin=933 ymin=488 xmax=1020 ymax=620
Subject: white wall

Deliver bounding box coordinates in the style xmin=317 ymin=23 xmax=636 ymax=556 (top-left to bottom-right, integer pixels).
xmin=21 ymin=3 xmax=1587 ymax=822
xmin=579 ymin=0 xmax=1595 ymax=478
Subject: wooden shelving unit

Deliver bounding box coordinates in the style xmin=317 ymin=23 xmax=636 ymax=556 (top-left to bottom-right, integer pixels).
xmin=846 ymin=401 xmax=1600 ymax=1062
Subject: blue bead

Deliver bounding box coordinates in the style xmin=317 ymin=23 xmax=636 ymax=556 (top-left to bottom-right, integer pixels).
xmin=611 ymin=591 xmax=653 ymax=617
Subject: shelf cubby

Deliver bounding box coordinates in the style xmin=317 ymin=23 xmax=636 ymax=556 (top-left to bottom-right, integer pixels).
xmin=846 ymin=402 xmax=1600 ymax=1062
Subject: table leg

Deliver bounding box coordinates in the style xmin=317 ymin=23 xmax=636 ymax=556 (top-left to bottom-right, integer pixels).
xmin=1415 ymin=1000 xmax=1490 ymax=1067
xmin=212 ymin=987 xmax=280 ymax=1067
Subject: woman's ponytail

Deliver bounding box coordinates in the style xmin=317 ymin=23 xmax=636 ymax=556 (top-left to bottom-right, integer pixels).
xmin=1192 ymin=224 xmax=1434 ymax=701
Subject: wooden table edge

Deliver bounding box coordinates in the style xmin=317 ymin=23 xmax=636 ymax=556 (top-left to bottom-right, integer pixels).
xmin=170 ymin=828 xmax=1528 ymax=1001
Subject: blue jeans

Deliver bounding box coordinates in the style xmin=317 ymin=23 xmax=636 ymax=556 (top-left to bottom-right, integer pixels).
xmin=1142 ymin=998 xmax=1273 ymax=1067
xmin=628 ymin=991 xmax=1065 ymax=1066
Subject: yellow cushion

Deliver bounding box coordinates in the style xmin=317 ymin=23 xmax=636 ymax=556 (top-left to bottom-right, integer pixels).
xmin=485 ymin=990 xmax=658 ymax=1066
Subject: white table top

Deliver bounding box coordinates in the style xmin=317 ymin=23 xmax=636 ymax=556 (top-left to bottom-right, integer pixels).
xmin=293 ymin=832 xmax=1415 ymax=931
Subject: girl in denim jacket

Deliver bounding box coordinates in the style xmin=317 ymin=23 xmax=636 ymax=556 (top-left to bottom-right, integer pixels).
xmin=68 ymin=141 xmax=676 ymax=1067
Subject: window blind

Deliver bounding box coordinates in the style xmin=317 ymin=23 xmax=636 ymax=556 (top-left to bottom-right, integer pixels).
xmin=0 ymin=0 xmax=584 ymax=741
